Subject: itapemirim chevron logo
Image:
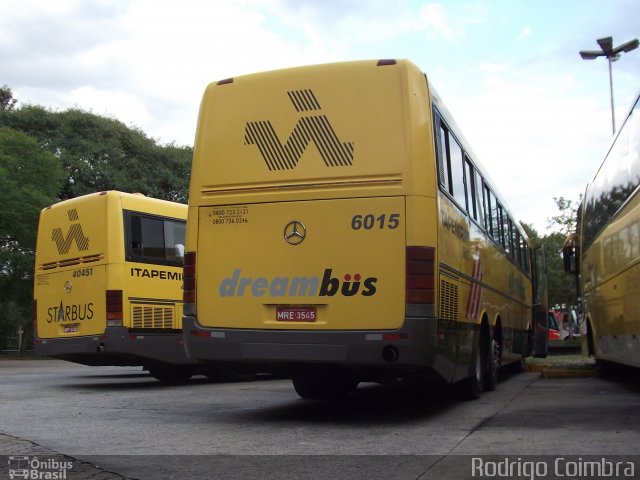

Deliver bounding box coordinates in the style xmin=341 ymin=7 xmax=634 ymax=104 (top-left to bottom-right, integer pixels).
xmin=51 ymin=209 xmax=90 ymax=255
xmin=244 ymin=89 xmax=354 ymax=171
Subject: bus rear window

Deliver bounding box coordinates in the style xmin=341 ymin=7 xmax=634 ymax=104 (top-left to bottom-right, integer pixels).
xmin=125 ymin=211 xmax=185 ymax=265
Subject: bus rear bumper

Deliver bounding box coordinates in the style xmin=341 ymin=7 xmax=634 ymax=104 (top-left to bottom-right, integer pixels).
xmin=183 ymin=316 xmax=453 ymax=381
xmin=34 ymin=327 xmax=191 ymax=367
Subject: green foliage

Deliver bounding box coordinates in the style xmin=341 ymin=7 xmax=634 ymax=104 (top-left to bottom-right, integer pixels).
xmin=0 ymin=85 xmax=18 ymax=111
xmin=1 ymin=106 xmax=192 ymax=202
xmin=547 ymin=196 xmax=580 ymax=236
xmin=0 ymin=127 xmax=64 ymax=350
xmin=522 ymin=196 xmax=581 ymax=309
xmin=544 ymin=231 xmax=579 ymax=308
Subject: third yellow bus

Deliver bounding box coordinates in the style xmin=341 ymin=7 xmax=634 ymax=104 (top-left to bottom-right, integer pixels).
xmin=564 ymin=90 xmax=640 ymax=373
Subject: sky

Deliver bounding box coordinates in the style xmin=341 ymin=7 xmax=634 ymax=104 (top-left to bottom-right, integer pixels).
xmin=1 ymin=0 xmax=639 ymax=233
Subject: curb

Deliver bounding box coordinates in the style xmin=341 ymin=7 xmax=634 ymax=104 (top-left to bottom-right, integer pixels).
xmin=539 ymin=369 xmax=596 ymax=379
xmin=525 ymin=363 xmax=597 ymax=378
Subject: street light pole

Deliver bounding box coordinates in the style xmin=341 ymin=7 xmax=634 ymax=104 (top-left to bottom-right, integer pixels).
xmin=580 ymin=36 xmax=639 ymax=135
xmin=607 ymin=53 xmax=615 ymax=133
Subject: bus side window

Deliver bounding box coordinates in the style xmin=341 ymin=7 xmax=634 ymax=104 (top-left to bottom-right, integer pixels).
xmin=434 ymin=111 xmax=467 ymax=213
xmin=126 ymin=212 xmax=184 ymax=264
xmin=130 ymin=215 xmax=144 ymax=256
xmin=502 ymin=211 xmax=511 ymax=255
xmin=464 ymin=158 xmax=476 ymax=220
xmin=492 ymin=195 xmax=502 ymax=245
xmin=165 ymin=220 xmax=186 ymax=262
xmin=448 ymin=134 xmax=466 ymax=210
xmin=522 ymin=237 xmax=531 ymax=275
xmin=475 ymin=170 xmax=485 ymax=228
xmin=515 ymin=230 xmax=523 ymax=266
xmin=138 ymin=216 xmax=165 ymax=260
xmin=484 ymin=184 xmax=493 ymax=237
xmin=435 ymin=113 xmax=451 ymax=193
xmin=508 ymin=218 xmax=515 ymax=259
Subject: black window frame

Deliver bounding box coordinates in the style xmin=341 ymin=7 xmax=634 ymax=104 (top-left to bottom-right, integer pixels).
xmin=124 ymin=210 xmax=186 ymax=267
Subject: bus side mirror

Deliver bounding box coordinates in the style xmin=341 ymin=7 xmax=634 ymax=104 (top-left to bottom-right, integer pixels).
xmin=562 ymin=235 xmax=579 ymax=274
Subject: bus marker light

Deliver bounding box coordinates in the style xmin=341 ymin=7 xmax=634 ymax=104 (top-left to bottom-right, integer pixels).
xmin=190 ymin=330 xmax=210 ymax=338
xmin=383 ymin=333 xmax=408 ymax=341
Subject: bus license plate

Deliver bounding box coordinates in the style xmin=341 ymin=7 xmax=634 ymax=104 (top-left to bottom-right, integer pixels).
xmin=276 ymin=306 xmax=317 ymax=322
xmin=63 ymin=324 xmax=79 ymax=333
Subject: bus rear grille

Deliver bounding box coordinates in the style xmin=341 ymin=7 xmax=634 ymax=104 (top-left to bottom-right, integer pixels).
xmin=440 ymin=279 xmax=459 ymax=322
xmin=131 ymin=304 xmax=174 ymax=329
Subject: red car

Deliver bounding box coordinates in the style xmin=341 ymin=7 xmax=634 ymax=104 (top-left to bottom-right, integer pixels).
xmin=548 ymin=310 xmax=563 ymax=341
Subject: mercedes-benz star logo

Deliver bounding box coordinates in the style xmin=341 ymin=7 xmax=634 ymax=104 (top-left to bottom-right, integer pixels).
xmin=64 ymin=281 xmax=73 ymax=294
xmin=284 ymin=220 xmax=306 ymax=245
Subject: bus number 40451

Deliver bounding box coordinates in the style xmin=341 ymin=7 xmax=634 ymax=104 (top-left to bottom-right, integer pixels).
xmin=351 ymin=213 xmax=400 ymax=230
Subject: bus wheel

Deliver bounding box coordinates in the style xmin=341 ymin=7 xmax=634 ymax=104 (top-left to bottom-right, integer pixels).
xmin=509 ymin=352 xmax=526 ymax=373
xmin=149 ymin=365 xmax=193 ymax=384
xmin=484 ymin=338 xmax=501 ymax=391
xmin=459 ymin=340 xmax=484 ymax=400
xmin=292 ymin=368 xmax=358 ymax=400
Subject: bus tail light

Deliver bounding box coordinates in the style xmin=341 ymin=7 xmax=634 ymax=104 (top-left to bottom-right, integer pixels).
xmin=183 ymin=251 xmax=196 ymax=315
xmin=106 ymin=290 xmax=123 ymax=327
xmin=406 ymin=247 xmax=435 ymax=316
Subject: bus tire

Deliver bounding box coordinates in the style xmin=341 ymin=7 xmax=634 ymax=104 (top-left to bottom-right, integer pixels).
xmin=459 ymin=340 xmax=484 ymax=400
xmin=149 ymin=365 xmax=193 ymax=384
xmin=484 ymin=338 xmax=501 ymax=391
xmin=509 ymin=353 xmax=526 ymax=373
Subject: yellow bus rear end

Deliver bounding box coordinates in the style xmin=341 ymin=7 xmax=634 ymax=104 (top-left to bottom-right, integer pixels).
xmin=34 ymin=191 xmax=194 ymax=382
xmin=184 ymin=59 xmax=539 ymax=398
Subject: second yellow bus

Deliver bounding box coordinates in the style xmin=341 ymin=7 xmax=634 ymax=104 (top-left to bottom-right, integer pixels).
xmin=183 ymin=59 xmax=548 ymax=398
xmin=34 ymin=191 xmax=197 ymax=383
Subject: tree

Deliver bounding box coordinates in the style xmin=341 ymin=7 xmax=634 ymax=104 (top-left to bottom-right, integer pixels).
xmin=0 ymin=89 xmax=193 ymax=351
xmin=0 ymin=127 xmax=65 ymax=350
xmin=0 ymin=85 xmax=17 ymax=112
xmin=547 ymin=196 xmax=580 ymax=236
xmin=0 ymin=105 xmax=192 ymax=202
xmin=521 ymin=220 xmax=578 ymax=309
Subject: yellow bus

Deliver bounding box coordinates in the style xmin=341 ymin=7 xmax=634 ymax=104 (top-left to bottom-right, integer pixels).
xmin=564 ymin=90 xmax=640 ymax=372
xmin=34 ymin=191 xmax=196 ymax=383
xmin=184 ymin=59 xmax=548 ymax=398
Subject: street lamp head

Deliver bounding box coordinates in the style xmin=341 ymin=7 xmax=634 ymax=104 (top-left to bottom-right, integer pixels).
xmin=597 ymin=36 xmax=613 ymax=54
xmin=613 ymin=38 xmax=640 ymax=55
xmin=579 ymin=50 xmax=603 ymax=60
xmin=580 ymin=36 xmax=639 ymax=135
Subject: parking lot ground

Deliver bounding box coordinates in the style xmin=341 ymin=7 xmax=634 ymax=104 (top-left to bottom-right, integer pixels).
xmin=1 ymin=357 xmax=639 ymax=479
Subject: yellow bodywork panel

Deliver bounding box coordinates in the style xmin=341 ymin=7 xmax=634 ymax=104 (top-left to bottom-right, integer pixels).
xmin=35 ymin=193 xmax=110 ymax=338
xmin=197 ymin=197 xmax=406 ymax=330
xmin=35 ymin=191 xmax=186 ymax=338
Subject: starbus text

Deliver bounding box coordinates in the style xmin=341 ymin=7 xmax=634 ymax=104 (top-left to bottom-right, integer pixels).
xmin=47 ymin=302 xmax=94 ymax=323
